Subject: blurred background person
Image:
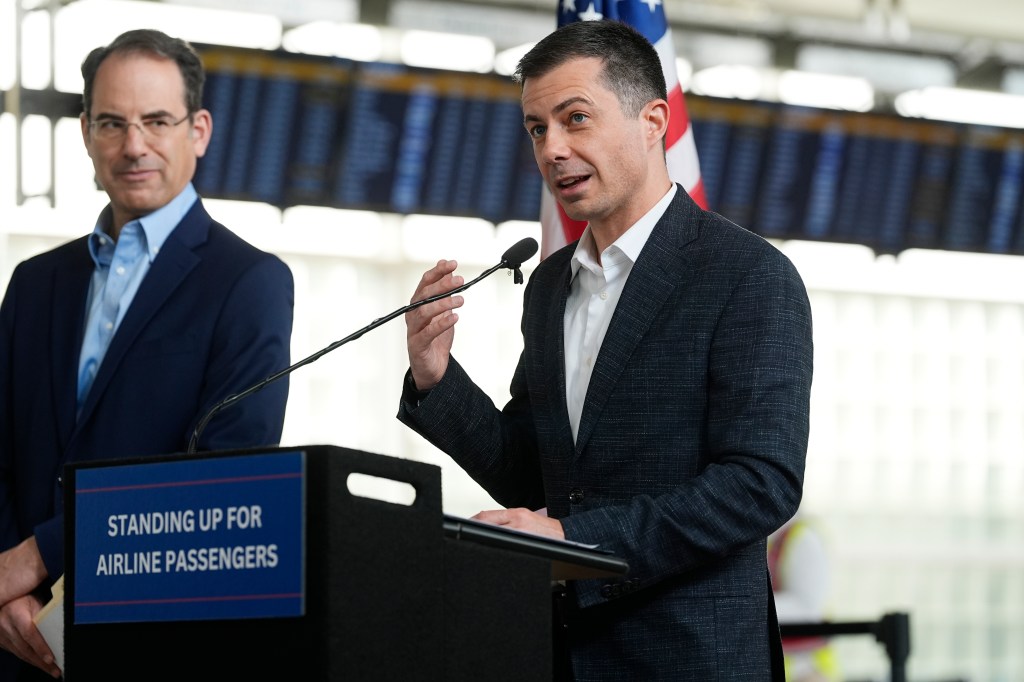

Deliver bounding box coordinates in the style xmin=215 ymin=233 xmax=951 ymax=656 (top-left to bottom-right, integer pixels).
xmin=769 ymin=513 xmax=842 ymax=682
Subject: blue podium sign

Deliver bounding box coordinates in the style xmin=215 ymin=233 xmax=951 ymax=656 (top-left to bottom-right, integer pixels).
xmin=73 ymin=451 xmax=305 ymax=624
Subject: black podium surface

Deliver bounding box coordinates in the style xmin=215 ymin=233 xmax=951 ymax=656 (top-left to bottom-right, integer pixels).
xmin=62 ymin=445 xmax=627 ymax=681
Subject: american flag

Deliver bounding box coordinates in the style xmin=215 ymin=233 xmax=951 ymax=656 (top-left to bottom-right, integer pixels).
xmin=538 ymin=0 xmax=707 ymax=259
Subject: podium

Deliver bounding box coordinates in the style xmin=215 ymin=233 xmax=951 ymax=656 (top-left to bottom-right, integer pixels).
xmin=62 ymin=445 xmax=627 ymax=681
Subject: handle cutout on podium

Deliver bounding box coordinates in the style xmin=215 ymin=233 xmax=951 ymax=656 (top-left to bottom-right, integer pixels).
xmin=346 ymin=473 xmax=417 ymax=506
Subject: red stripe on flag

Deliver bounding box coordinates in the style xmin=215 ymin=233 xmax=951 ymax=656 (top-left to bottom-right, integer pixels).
xmin=685 ymin=177 xmax=707 ymax=209
xmin=558 ymin=204 xmax=587 ymax=244
xmin=664 ymin=85 xmax=688 ymax=150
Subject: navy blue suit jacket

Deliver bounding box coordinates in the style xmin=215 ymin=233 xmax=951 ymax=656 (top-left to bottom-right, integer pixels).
xmin=0 ymin=198 xmax=293 ymax=584
xmin=399 ymin=188 xmax=813 ymax=679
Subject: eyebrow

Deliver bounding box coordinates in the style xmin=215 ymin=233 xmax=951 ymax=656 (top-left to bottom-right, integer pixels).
xmin=92 ymin=109 xmax=177 ymax=121
xmin=522 ymin=95 xmax=594 ymax=126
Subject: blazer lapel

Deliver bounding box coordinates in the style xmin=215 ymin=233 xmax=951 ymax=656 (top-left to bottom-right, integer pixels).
xmin=541 ymin=263 xmax=576 ymax=454
xmin=74 ymin=202 xmax=209 ymax=429
xmin=573 ymin=189 xmax=701 ymax=455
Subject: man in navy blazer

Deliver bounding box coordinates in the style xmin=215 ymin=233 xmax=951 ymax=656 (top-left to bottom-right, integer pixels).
xmin=399 ymin=20 xmax=812 ymax=680
xmin=0 ymin=29 xmax=293 ymax=679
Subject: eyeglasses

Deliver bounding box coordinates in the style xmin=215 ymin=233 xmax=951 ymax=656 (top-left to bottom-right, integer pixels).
xmin=87 ymin=114 xmax=191 ymax=142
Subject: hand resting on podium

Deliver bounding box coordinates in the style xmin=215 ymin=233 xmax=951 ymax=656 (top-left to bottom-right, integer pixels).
xmin=0 ymin=537 xmax=61 ymax=678
xmin=471 ymin=507 xmax=565 ymax=541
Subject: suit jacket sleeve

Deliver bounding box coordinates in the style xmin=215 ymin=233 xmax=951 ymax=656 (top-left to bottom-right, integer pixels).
xmin=189 ymin=252 xmax=294 ymax=452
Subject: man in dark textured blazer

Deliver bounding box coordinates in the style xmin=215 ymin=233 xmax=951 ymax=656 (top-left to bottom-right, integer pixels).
xmin=399 ymin=19 xmax=812 ymax=680
xmin=0 ymin=29 xmax=293 ymax=679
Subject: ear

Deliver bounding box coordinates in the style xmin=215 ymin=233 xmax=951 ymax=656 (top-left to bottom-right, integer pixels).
xmin=189 ymin=108 xmax=213 ymax=158
xmin=80 ymin=112 xmax=101 ymax=165
xmin=80 ymin=113 xmax=92 ymax=148
xmin=642 ymin=98 xmax=670 ymax=150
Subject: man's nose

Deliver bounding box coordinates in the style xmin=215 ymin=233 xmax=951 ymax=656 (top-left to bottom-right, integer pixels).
xmin=540 ymin=126 xmax=571 ymax=164
xmin=121 ymin=122 xmax=149 ymax=154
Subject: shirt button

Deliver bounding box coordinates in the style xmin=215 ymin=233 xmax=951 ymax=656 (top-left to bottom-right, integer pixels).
xmin=116 ymin=266 xmax=126 ymax=276
xmin=105 ymin=322 xmax=114 ymax=331
xmin=599 ymin=291 xmax=608 ymax=300
xmin=569 ymin=488 xmax=584 ymax=504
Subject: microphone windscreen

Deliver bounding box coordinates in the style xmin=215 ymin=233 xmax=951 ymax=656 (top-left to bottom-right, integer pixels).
xmin=501 ymin=238 xmax=539 ymax=268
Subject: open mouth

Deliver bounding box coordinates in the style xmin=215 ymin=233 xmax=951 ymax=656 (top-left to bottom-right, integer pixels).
xmin=555 ymin=174 xmax=589 ymax=194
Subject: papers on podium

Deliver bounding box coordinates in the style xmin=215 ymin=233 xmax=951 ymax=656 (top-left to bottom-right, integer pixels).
xmin=33 ymin=574 xmax=64 ymax=674
xmin=442 ymin=514 xmax=628 ymax=580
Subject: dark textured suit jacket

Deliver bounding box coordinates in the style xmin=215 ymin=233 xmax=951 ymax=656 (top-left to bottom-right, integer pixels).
xmin=0 ymin=197 xmax=293 ymax=617
xmin=399 ymin=188 xmax=813 ymax=680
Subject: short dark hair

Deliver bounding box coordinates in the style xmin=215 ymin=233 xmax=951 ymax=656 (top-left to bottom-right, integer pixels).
xmin=513 ymin=19 xmax=666 ymax=118
xmin=81 ymin=29 xmax=205 ymax=119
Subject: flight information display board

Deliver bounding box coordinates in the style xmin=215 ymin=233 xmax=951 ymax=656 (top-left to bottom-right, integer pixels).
xmin=192 ymin=45 xmax=541 ymax=224
xmin=690 ymin=97 xmax=1024 ymax=256
xmin=188 ymin=43 xmax=1024 ymax=256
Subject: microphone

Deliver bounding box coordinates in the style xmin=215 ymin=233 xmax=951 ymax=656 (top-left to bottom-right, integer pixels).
xmin=501 ymin=236 xmax=537 ymax=284
xmin=186 ymin=236 xmax=539 ymax=454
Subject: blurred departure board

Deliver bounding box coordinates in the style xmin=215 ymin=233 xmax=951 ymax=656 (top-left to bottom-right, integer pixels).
xmin=191 ymin=45 xmax=541 ymax=224
xmin=690 ymin=97 xmax=1024 ymax=256
xmin=188 ymin=44 xmax=1024 ymax=256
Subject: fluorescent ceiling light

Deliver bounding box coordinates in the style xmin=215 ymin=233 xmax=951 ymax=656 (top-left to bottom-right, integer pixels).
xmin=690 ymin=64 xmax=764 ymax=100
xmin=676 ymin=57 xmax=693 ymax=91
xmin=391 ymin=0 xmax=550 ymax=53
xmin=283 ymin=21 xmax=383 ymax=62
xmin=493 ymin=42 xmax=533 ymax=77
xmin=692 ymin=64 xmax=874 ymax=110
xmin=400 ymin=30 xmax=494 ymax=73
xmin=797 ymin=44 xmax=955 ymax=94
xmin=778 ymin=70 xmax=874 ymax=111
xmin=162 ymin=0 xmax=357 ymax=27
xmin=53 ymin=0 xmax=282 ymax=92
xmin=679 ymin=31 xmax=772 ymax=72
xmin=895 ymin=87 xmax=1024 ymax=129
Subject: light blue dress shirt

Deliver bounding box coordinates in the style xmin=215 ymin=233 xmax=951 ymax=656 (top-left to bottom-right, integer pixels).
xmin=76 ymin=183 xmax=199 ymax=415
